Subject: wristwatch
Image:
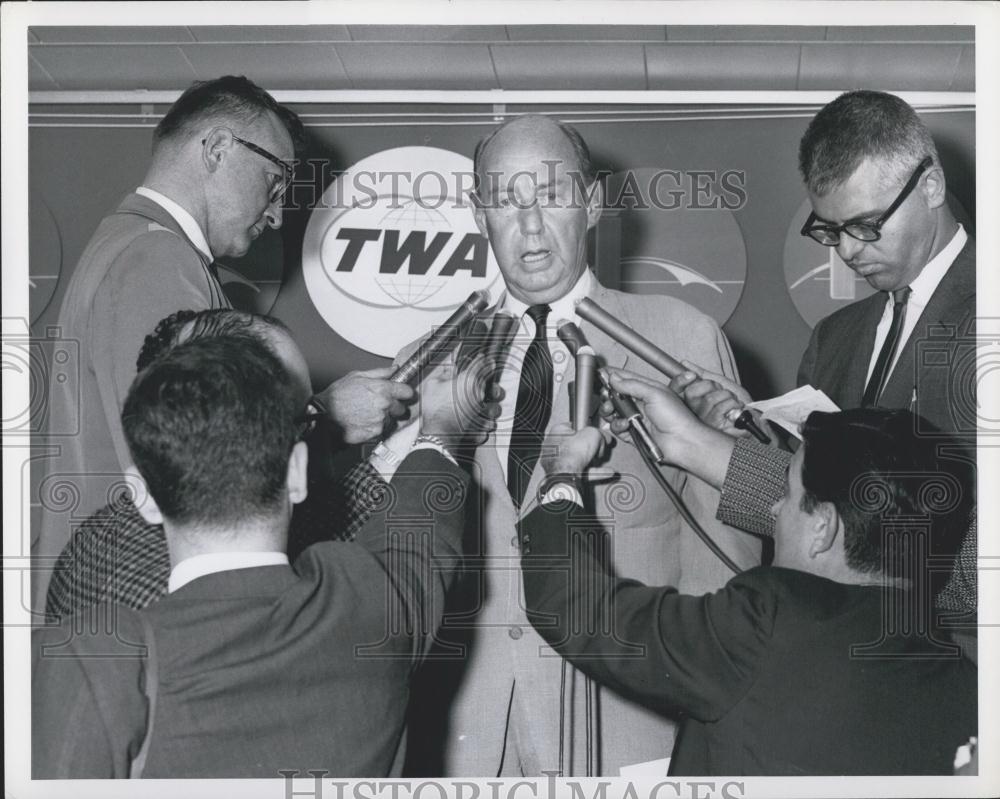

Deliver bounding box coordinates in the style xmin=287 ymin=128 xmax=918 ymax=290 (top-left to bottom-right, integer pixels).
xmin=537 ymin=472 xmax=584 ymax=505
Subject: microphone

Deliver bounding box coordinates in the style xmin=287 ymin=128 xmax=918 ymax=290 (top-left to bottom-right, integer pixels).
xmin=556 ymin=320 xmax=597 ymax=431
xmin=575 ymin=297 xmax=770 ymax=444
xmin=390 ymin=290 xmax=491 ymax=385
xmin=486 ymin=308 xmax=520 ymax=364
xmin=596 ymin=369 xmax=665 ymax=463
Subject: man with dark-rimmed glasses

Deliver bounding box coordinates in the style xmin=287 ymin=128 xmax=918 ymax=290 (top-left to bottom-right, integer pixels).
xmin=796 ymin=89 xmax=974 ymax=436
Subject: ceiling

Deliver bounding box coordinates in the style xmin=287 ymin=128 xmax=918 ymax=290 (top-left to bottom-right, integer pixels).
xmin=28 ymin=25 xmax=974 ymax=94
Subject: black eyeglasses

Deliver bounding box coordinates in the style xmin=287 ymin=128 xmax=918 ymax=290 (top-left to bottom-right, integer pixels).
xmin=203 ymin=131 xmax=295 ymax=204
xmin=800 ymin=156 xmax=933 ymax=246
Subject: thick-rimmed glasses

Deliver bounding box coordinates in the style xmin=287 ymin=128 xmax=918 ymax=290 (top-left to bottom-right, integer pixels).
xmin=203 ymin=131 xmax=295 ymax=204
xmin=800 ymin=156 xmax=933 ymax=246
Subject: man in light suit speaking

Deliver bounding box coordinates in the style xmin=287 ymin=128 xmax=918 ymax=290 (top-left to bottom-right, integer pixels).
xmin=401 ymin=115 xmax=762 ymax=777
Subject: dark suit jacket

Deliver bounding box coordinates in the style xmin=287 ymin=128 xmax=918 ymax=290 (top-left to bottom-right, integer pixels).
xmin=798 ymin=237 xmax=976 ymax=447
xmin=520 ymin=500 xmax=977 ymax=776
xmin=32 ymin=450 xmax=467 ymax=779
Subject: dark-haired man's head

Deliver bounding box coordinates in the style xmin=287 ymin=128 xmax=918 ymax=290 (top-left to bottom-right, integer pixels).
xmin=471 ymin=115 xmax=603 ymax=305
xmin=798 ymin=90 xmax=956 ymax=293
xmin=123 ymin=335 xmax=306 ymax=542
xmin=136 ymin=308 xmax=310 ymax=402
xmin=771 ymin=408 xmax=971 ymax=587
xmin=146 ymin=76 xmax=304 ymax=259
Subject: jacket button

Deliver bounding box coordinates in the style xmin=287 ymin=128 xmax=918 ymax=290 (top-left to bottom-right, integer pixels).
xmin=508 ymin=625 xmax=523 ymax=640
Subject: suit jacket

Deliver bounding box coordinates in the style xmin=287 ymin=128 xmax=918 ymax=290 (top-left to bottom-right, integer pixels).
xmin=407 ymin=279 xmax=762 ymax=776
xmin=44 ymin=460 xmax=390 ymax=620
xmin=520 ymin=500 xmax=978 ymax=776
xmin=32 ymin=450 xmax=467 ymax=779
xmin=798 ymin=237 xmax=976 ymax=447
xmin=35 ymin=193 xmax=229 ymax=611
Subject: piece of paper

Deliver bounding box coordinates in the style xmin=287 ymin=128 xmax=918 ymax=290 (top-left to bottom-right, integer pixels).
xmin=747 ymin=385 xmax=841 ymax=440
xmin=619 ymin=757 xmax=671 ymax=777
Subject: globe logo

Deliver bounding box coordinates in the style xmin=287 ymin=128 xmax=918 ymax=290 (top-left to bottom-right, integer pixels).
xmin=303 ymin=147 xmax=501 ymax=357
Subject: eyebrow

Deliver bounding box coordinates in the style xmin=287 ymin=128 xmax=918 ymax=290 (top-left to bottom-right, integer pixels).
xmin=812 ymin=208 xmax=883 ymax=226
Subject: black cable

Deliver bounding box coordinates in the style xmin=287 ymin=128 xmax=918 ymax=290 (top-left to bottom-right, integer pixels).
xmin=633 ymin=431 xmax=744 ymax=576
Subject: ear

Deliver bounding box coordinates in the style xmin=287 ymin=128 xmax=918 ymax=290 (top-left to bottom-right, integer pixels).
xmin=471 ymin=192 xmax=490 ymax=239
xmin=585 ymin=180 xmax=604 ymax=230
xmin=125 ymin=466 xmax=163 ymax=526
xmin=286 ymin=440 xmax=309 ymax=506
xmin=921 ymin=162 xmax=947 ymax=210
xmin=201 ymin=126 xmax=234 ymax=175
xmin=806 ymin=501 xmax=840 ymax=559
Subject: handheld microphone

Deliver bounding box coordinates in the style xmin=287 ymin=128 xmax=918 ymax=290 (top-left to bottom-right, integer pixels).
xmin=596 ymin=369 xmax=665 ymax=463
xmin=576 ymin=297 xmax=770 ymax=444
xmin=486 ymin=308 xmax=519 ymax=365
xmin=556 ymin=320 xmax=597 ymax=431
xmin=390 ymin=290 xmax=491 ymax=385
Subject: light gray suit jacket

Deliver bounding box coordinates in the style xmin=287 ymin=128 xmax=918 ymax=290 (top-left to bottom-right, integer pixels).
xmin=35 ymin=193 xmax=228 ymax=612
xmin=406 ymin=278 xmax=762 ymax=777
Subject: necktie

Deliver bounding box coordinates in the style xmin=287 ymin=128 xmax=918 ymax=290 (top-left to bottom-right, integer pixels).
xmin=862 ymin=286 xmax=912 ymax=407
xmin=508 ymin=304 xmax=553 ymax=505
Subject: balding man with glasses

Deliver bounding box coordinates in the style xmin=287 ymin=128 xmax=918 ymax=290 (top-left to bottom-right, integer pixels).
xmin=36 ymin=76 xmax=412 ymax=613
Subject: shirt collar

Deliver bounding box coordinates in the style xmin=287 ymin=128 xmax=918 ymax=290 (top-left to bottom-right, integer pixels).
xmin=904 ymin=224 xmax=967 ymax=308
xmin=168 ymin=551 xmax=289 ymax=593
xmin=135 ymin=186 xmax=214 ymax=262
xmin=501 ymin=268 xmax=593 ymax=326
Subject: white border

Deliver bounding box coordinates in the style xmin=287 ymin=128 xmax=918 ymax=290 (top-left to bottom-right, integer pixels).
xmin=4 ymin=3 xmax=1000 ymax=798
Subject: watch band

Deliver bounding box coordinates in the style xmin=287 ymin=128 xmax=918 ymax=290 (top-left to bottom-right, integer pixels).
xmin=537 ymin=472 xmax=584 ymax=505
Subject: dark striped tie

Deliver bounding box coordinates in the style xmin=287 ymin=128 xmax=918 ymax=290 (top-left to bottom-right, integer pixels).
xmin=862 ymin=286 xmax=912 ymax=407
xmin=507 ymin=304 xmax=553 ymax=505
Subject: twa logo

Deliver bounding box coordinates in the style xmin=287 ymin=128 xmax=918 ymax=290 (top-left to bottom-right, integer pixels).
xmin=302 ymin=147 xmax=502 ymax=357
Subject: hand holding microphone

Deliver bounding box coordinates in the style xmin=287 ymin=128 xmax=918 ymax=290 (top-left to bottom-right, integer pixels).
xmin=574 ymin=297 xmax=770 ymax=444
xmin=556 ymin=319 xmax=664 ymax=463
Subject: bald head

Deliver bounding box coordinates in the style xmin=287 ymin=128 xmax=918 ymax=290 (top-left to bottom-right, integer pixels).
xmin=473 ymin=115 xmax=596 ymax=202
xmin=470 ymin=115 xmax=603 ymax=305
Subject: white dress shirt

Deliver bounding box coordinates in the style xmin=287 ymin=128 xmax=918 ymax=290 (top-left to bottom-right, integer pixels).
xmin=865 ymin=224 xmax=967 ymax=386
xmin=168 ymin=551 xmax=289 ymax=593
xmin=135 ymin=185 xmax=214 ymax=262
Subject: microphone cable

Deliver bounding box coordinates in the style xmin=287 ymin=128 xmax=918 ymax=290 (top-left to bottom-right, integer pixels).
xmin=632 ymin=429 xmax=744 ymax=576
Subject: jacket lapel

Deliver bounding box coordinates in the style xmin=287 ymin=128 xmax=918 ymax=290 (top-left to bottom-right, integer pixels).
xmin=879 ymin=237 xmax=976 ymax=409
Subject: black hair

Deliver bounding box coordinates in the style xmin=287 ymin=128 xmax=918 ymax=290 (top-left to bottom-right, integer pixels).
xmin=153 ymin=75 xmax=305 ymax=152
xmin=798 ymin=90 xmax=938 ymax=195
xmin=135 ymin=308 xmax=290 ymax=372
xmin=122 ymin=335 xmax=301 ymax=528
xmin=798 ymin=408 xmax=972 ymax=578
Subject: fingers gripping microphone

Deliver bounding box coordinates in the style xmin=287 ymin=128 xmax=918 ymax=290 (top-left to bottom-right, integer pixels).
xmin=390 ymin=290 xmax=491 ymax=385
xmin=555 ymin=320 xmax=597 ymax=432
xmin=575 ymin=297 xmax=769 ymax=444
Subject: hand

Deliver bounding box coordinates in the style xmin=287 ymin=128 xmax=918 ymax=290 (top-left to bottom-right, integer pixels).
xmin=419 ymin=352 xmax=500 ymax=446
xmin=670 ymin=359 xmax=753 ymax=439
xmin=540 ymin=422 xmax=613 ymax=477
xmin=606 ymin=368 xmax=735 ymax=489
xmin=313 ymin=367 xmax=415 ymax=445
